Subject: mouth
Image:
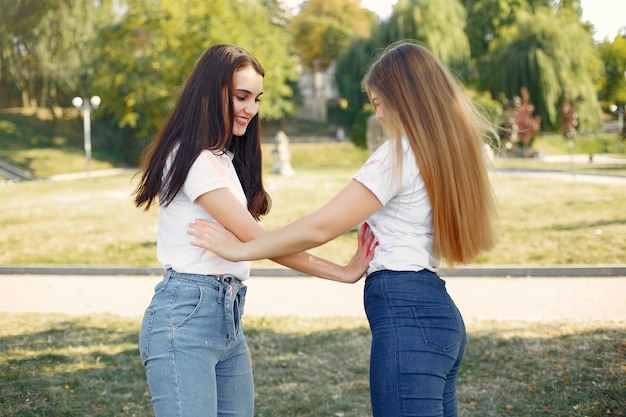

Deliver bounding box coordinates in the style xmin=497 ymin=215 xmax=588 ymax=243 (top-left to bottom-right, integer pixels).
xmin=235 ymin=116 xmax=248 ymax=126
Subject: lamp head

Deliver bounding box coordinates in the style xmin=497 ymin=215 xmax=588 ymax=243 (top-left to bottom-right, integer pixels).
xmin=72 ymin=97 xmax=83 ymax=108
xmin=90 ymin=96 xmax=101 ymax=109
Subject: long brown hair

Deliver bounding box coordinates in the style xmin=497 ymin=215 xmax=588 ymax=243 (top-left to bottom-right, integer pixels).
xmin=133 ymin=44 xmax=270 ymax=220
xmin=363 ymin=41 xmax=497 ymax=264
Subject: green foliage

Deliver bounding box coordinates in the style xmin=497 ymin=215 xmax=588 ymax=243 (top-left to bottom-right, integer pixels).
xmin=481 ymin=7 xmax=603 ymax=130
xmin=0 ymin=0 xmax=618 ymax=166
xmin=90 ymin=0 xmax=297 ymax=163
xmin=382 ymin=0 xmax=470 ymax=74
xmin=289 ymin=0 xmax=376 ymax=68
xmin=335 ymin=0 xmax=471 ymax=139
xmin=467 ymin=89 xmax=503 ymax=147
xmin=350 ymin=105 xmax=374 ymax=148
xmin=463 ymin=0 xmax=577 ymax=61
xmin=597 ymin=35 xmax=626 ymax=105
xmin=334 ymin=37 xmax=379 ymax=135
xmin=0 ymin=0 xmax=297 ymax=163
xmin=0 ymin=0 xmax=116 ymax=108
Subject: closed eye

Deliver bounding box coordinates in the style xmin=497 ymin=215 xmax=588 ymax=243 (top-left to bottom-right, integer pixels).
xmin=235 ymin=95 xmax=261 ymax=103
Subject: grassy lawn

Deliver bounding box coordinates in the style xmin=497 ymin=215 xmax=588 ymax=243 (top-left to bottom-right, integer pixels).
xmin=0 ymin=108 xmax=117 ymax=177
xmin=1 ymin=110 xmax=625 ymax=417
xmin=0 ymin=313 xmax=623 ymax=417
xmin=1 ymin=113 xmax=625 ymax=267
xmin=1 ymin=147 xmax=624 ymax=267
xmin=491 ymin=133 xmax=626 ymax=176
xmin=1 ymin=108 xmax=625 ymax=178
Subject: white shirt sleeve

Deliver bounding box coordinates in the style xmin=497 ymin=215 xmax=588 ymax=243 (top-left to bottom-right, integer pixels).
xmin=353 ymin=141 xmax=399 ymax=205
xmin=183 ymin=151 xmax=232 ymax=202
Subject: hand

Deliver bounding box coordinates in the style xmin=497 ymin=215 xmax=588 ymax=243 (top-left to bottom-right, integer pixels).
xmin=341 ymin=222 xmax=377 ymax=283
xmin=188 ymin=219 xmax=245 ymax=261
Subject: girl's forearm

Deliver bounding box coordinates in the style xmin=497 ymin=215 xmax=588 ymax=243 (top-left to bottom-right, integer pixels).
xmin=270 ymin=252 xmax=348 ymax=282
xmin=238 ymin=214 xmax=338 ymax=261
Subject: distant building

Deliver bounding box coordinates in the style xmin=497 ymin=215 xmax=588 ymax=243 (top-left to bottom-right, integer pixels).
xmin=295 ymin=61 xmax=339 ymax=123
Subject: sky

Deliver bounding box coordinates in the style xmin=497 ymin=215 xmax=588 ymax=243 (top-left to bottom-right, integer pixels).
xmin=283 ymin=0 xmax=624 ymax=43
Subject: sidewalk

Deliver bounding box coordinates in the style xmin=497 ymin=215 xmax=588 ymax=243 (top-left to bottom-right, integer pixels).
xmin=1 ymin=274 xmax=624 ymax=321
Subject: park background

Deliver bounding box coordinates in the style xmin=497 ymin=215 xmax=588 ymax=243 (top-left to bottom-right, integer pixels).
xmin=1 ymin=0 xmax=625 ymax=416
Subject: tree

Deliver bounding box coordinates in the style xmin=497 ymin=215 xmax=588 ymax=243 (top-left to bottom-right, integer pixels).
xmin=38 ymin=0 xmax=117 ymax=109
xmin=597 ymin=34 xmax=626 ymax=106
xmin=0 ymin=0 xmax=57 ymax=107
xmin=334 ymin=0 xmax=472 ymax=144
xmin=463 ymin=0 xmax=578 ymax=60
xmin=380 ymin=0 xmax=471 ymax=74
xmin=91 ymin=0 xmax=297 ymax=163
xmin=0 ymin=0 xmax=115 ymax=109
xmin=289 ymin=0 xmax=376 ymax=69
xmin=465 ymin=0 xmax=529 ymax=60
xmin=481 ymin=7 xmax=602 ymax=130
xmin=334 ymin=36 xmax=380 ymax=145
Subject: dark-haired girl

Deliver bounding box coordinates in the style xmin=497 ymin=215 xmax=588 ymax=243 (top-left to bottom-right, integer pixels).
xmin=133 ymin=44 xmax=374 ymax=417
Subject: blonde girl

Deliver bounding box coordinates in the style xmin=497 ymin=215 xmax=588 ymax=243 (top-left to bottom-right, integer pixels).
xmin=189 ymin=40 xmax=497 ymax=417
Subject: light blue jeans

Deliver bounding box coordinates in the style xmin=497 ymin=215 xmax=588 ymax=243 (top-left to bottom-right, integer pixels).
xmin=365 ymin=269 xmax=466 ymax=417
xmin=139 ymin=269 xmax=253 ymax=417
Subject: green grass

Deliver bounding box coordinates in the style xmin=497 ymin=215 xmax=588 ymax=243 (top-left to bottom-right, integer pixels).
xmin=1 ymin=108 xmax=625 ymax=178
xmin=0 ymin=108 xmax=116 ymax=177
xmin=2 ymin=114 xmax=625 ymax=417
xmin=1 ymin=158 xmax=625 ymax=267
xmin=532 ymin=132 xmax=621 ymax=156
xmin=1 ymin=109 xmax=625 ymax=267
xmin=0 ymin=313 xmax=623 ymax=416
xmin=495 ymin=133 xmax=626 ymax=176
xmin=0 ymin=109 xmax=345 ymax=179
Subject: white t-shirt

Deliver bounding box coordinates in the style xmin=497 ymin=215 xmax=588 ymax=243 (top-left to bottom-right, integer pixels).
xmin=353 ymin=138 xmax=438 ymax=275
xmin=157 ymin=149 xmax=252 ymax=280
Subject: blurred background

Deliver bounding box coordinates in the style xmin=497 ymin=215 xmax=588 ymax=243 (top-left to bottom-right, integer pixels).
xmin=1 ymin=0 xmax=625 ymax=177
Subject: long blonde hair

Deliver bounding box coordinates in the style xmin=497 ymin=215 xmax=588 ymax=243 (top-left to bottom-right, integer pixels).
xmin=363 ymin=40 xmax=497 ymax=265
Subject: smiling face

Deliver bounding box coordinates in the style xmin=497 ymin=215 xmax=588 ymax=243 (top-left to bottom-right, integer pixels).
xmin=231 ymin=65 xmax=264 ymax=137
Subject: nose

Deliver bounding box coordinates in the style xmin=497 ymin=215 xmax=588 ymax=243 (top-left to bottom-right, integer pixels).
xmin=244 ymin=99 xmax=257 ymax=116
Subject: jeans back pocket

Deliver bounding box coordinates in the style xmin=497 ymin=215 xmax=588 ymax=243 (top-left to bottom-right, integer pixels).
xmin=412 ymin=304 xmax=461 ymax=353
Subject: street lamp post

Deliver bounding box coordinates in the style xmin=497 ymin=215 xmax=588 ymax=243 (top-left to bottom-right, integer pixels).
xmin=610 ymin=103 xmax=624 ymax=154
xmin=72 ymin=95 xmax=101 ymax=175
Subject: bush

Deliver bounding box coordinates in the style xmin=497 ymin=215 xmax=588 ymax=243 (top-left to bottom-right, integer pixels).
xmin=350 ymin=105 xmax=374 ymax=148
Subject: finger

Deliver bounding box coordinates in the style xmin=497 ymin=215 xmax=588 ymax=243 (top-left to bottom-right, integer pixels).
xmin=366 ymin=240 xmax=379 ymax=258
xmin=191 ymin=220 xmax=223 ymax=230
xmin=363 ymin=228 xmax=375 ymax=247
xmin=188 ymin=222 xmax=209 ymax=232
xmin=187 ymin=230 xmax=208 ymax=239
xmin=358 ymin=223 xmax=366 ymax=246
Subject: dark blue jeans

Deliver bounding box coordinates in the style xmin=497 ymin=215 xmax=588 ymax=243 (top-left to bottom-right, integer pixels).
xmin=364 ymin=270 xmax=466 ymax=417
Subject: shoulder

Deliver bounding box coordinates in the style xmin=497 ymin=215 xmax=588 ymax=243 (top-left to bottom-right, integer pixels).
xmin=186 ymin=150 xmax=233 ymax=181
xmin=194 ymin=149 xmax=231 ymax=167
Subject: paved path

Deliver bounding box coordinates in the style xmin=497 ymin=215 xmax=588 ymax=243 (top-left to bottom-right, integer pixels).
xmin=1 ymin=274 xmax=624 ymax=322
